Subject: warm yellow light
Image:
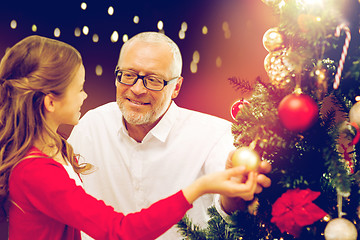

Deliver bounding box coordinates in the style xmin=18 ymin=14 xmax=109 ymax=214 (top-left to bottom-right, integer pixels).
xmin=82 ymin=26 xmax=89 ymax=35
xmin=181 ymin=22 xmax=188 ymax=31
xmin=74 ymin=27 xmax=81 ymax=37
xmin=92 ymin=34 xmax=99 ymax=43
xmin=133 ymin=16 xmax=139 ymax=24
xmin=216 ymin=57 xmax=222 ymax=68
xmin=108 ymin=6 xmax=114 ymax=16
xmin=222 ymin=21 xmax=229 ymax=31
xmin=10 ymin=20 xmax=17 ymax=29
xmin=355 ymin=96 xmax=360 ymax=102
xmin=193 ymin=51 xmax=200 ymax=64
xmin=95 ymin=65 xmax=103 ymax=76
xmin=157 ymin=21 xmax=164 ymax=30
xmin=81 ymin=2 xmax=87 ymax=10
xmin=111 ymin=31 xmax=119 ymax=43
xmin=31 ymin=24 xmax=37 ymax=32
xmin=178 ymin=30 xmax=185 ymax=39
xmin=122 ymin=34 xmax=129 ymax=43
xmin=54 ymin=28 xmax=61 ymax=37
xmin=222 ymin=21 xmax=231 ymax=39
xmin=190 ymin=61 xmax=197 ymax=73
xmin=202 ymin=26 xmax=208 ymax=35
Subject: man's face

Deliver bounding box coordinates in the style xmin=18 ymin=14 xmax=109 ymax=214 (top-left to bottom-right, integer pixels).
xmin=116 ymin=41 xmax=181 ymax=126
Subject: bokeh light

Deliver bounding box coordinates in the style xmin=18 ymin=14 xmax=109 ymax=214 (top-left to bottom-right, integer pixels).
xmin=10 ymin=20 xmax=17 ymax=29
xmin=108 ymin=6 xmax=114 ymax=16
xmin=202 ymin=26 xmax=208 ymax=35
xmin=80 ymin=2 xmax=87 ymax=10
xmin=92 ymin=34 xmax=99 ymax=43
xmin=122 ymin=34 xmax=129 ymax=43
xmin=133 ymin=16 xmax=139 ymax=24
xmin=54 ymin=28 xmax=61 ymax=37
xmin=95 ymin=65 xmax=103 ymax=76
xmin=74 ymin=27 xmax=81 ymax=37
xmin=111 ymin=31 xmax=119 ymax=42
xmin=157 ymin=20 xmax=164 ymax=30
xmin=82 ymin=26 xmax=89 ymax=35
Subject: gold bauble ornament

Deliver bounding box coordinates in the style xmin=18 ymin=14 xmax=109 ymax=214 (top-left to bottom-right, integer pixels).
xmin=232 ymin=146 xmax=260 ymax=171
xmin=264 ymin=49 xmax=295 ymax=90
xmin=324 ymin=218 xmax=357 ymax=240
xmin=262 ymin=27 xmax=285 ymax=52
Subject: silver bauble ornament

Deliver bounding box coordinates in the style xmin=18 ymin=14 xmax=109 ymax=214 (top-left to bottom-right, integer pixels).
xmin=324 ymin=218 xmax=357 ymax=240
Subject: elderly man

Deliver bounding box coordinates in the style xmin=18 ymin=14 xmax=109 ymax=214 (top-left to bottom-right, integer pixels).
xmin=68 ymin=31 xmax=271 ymax=239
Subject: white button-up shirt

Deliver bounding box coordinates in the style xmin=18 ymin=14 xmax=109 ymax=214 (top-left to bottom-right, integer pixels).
xmin=68 ymin=101 xmax=235 ymax=239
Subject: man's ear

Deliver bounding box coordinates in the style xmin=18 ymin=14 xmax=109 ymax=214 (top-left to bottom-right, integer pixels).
xmin=171 ymin=77 xmax=183 ymax=99
xmin=43 ymin=94 xmax=56 ymax=113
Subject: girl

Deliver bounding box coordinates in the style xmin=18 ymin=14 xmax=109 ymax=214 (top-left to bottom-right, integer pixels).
xmin=0 ymin=35 xmax=258 ymax=240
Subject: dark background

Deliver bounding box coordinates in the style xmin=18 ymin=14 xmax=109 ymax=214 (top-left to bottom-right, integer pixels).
xmin=0 ymin=1 xmax=274 ymax=237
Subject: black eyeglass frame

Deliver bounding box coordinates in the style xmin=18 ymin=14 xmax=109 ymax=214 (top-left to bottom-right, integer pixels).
xmin=114 ymin=69 xmax=179 ymax=91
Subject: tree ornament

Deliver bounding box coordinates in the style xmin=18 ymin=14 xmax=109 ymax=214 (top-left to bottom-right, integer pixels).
xmin=333 ymin=23 xmax=351 ymax=89
xmin=232 ymin=141 xmax=260 ymax=171
xmin=278 ymin=93 xmax=318 ymax=132
xmin=324 ymin=218 xmax=357 ymax=240
xmin=230 ymin=99 xmax=250 ymax=121
xmin=349 ymin=101 xmax=360 ymax=128
xmin=264 ymin=49 xmax=296 ymax=90
xmin=262 ymin=27 xmax=285 ymax=52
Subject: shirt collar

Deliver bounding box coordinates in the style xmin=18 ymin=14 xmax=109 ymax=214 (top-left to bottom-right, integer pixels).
xmin=149 ymin=101 xmax=178 ymax=142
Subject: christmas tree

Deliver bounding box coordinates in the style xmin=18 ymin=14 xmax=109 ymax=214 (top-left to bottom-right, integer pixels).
xmin=178 ymin=0 xmax=360 ymax=239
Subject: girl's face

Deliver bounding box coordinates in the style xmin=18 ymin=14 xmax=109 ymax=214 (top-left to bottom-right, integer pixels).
xmin=51 ymin=64 xmax=88 ymax=127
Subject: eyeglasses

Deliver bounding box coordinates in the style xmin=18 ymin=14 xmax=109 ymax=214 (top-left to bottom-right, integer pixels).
xmin=115 ymin=69 xmax=179 ymax=91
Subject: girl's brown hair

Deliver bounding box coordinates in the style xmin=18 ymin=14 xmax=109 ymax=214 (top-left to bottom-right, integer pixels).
xmin=0 ymin=35 xmax=91 ymax=206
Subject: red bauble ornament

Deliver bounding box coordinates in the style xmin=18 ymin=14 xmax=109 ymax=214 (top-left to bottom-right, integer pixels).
xmin=278 ymin=93 xmax=318 ymax=132
xmin=230 ymin=99 xmax=250 ymax=121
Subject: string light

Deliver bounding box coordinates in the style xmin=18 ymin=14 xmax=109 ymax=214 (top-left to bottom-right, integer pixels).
xmin=31 ymin=24 xmax=37 ymax=32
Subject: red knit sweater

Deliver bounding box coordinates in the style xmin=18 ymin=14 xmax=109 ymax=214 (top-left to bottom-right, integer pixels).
xmin=9 ymin=147 xmax=192 ymax=240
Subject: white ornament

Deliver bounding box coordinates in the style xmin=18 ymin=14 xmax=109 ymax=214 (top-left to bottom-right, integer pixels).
xmin=349 ymin=101 xmax=360 ymax=127
xmin=324 ymin=218 xmax=357 ymax=240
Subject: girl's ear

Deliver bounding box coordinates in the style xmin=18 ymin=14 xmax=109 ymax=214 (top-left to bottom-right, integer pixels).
xmin=43 ymin=94 xmax=56 ymax=113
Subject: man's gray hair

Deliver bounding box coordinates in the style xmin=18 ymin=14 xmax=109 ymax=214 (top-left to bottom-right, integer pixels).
xmin=119 ymin=32 xmax=182 ymax=77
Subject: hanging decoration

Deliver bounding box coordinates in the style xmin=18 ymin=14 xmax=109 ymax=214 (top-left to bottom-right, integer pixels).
xmin=333 ymin=23 xmax=351 ymax=89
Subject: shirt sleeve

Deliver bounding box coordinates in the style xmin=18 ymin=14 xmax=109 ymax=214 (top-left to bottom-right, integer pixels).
xmin=12 ymin=158 xmax=192 ymax=240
